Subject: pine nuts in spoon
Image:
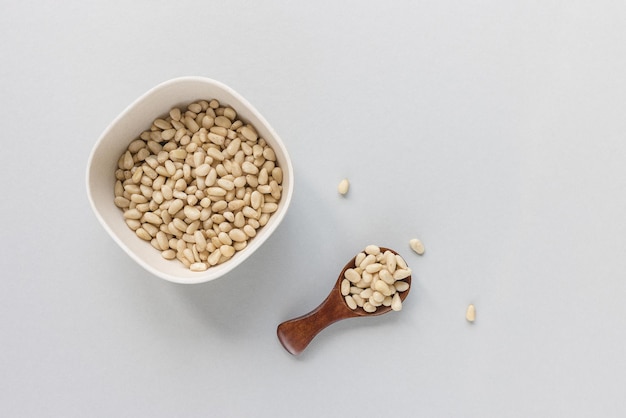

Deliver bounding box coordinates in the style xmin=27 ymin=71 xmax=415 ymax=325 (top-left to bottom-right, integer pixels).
xmin=342 ymin=245 xmax=411 ymax=313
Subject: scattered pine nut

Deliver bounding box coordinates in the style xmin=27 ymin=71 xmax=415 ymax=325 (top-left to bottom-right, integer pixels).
xmin=466 ymin=304 xmax=476 ymax=322
xmin=337 ymin=178 xmax=350 ymax=195
xmin=409 ymin=238 xmax=425 ymax=255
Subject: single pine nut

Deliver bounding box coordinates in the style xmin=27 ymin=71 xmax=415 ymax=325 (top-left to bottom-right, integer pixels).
xmin=190 ymin=262 xmax=208 ymax=272
xmin=379 ymin=269 xmax=394 ymax=285
xmin=385 ymin=251 xmax=396 ymax=273
xmin=124 ymin=209 xmax=142 ymax=220
xmin=162 ymin=249 xmax=176 ymax=260
xmin=261 ymin=203 xmax=278 ymax=213
xmin=223 ymin=107 xmax=236 ymax=120
xmin=359 ymin=254 xmax=376 ymax=269
xmin=391 ymin=293 xmax=402 ymax=311
xmin=271 ymin=167 xmax=283 ymax=183
xmin=338 ymin=178 xmax=350 ymax=195
xmin=466 ymin=304 xmax=476 ymax=322
xmin=360 ymin=288 xmax=373 ymax=299
xmin=365 ymin=263 xmax=383 ymax=274
xmin=206 ymin=147 xmax=225 ymax=161
xmin=114 ymin=196 xmax=130 ymax=208
xmin=220 ymin=245 xmax=235 ymax=258
xmin=228 ymin=228 xmax=247 ymax=242
xmin=394 ymin=281 xmax=410 ymax=292
xmin=242 ymin=161 xmax=259 ymax=175
xmin=135 ymin=228 xmax=151 ymax=241
xmin=365 ymin=245 xmax=380 ymax=255
xmin=344 ymin=268 xmax=361 ymax=284
xmin=243 ymin=224 xmax=256 ymax=238
xmin=409 ymin=238 xmax=425 ymax=255
xmin=393 ymin=268 xmax=412 ymax=280
xmin=374 ymin=280 xmax=390 ymax=295
xmin=345 ymin=295 xmax=357 ymax=310
xmin=363 ymin=302 xmax=377 ymax=313
xmin=143 ymin=212 xmax=163 ymax=225
xmin=207 ymin=249 xmax=222 ymax=266
xmin=341 ymin=279 xmax=350 ymax=296
xmin=195 ymin=164 xmax=211 ymax=176
xmin=241 ymin=126 xmax=258 ymax=141
xmin=395 ymin=254 xmax=407 ymax=269
xmin=372 ymin=291 xmax=385 ymax=303
xmin=183 ymin=206 xmax=201 ymax=221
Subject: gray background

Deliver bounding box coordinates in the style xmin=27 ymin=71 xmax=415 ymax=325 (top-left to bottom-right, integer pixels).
xmin=2 ymin=1 xmax=626 ymax=417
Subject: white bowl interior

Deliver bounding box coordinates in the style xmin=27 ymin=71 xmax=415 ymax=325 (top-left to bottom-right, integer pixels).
xmin=86 ymin=77 xmax=293 ymax=284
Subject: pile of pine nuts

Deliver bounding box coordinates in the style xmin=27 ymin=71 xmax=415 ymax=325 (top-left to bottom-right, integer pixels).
xmin=113 ymin=99 xmax=283 ymax=272
xmin=341 ymin=245 xmax=411 ymax=313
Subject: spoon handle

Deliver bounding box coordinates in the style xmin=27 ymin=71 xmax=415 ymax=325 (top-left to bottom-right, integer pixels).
xmin=277 ymin=291 xmax=354 ymax=355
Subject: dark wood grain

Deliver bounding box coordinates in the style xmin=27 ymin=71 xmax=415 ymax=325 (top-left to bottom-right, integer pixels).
xmin=277 ymin=247 xmax=411 ymax=355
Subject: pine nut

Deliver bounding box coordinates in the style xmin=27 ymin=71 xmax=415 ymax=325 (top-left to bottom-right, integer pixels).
xmin=466 ymin=304 xmax=476 ymax=322
xmin=365 ymin=263 xmax=383 ymax=274
xmin=372 ymin=291 xmax=385 ymax=303
xmin=217 ymin=178 xmax=234 ymax=190
xmin=243 ymin=224 xmax=256 ymax=238
xmin=365 ymin=245 xmax=380 ymax=255
xmin=214 ymin=116 xmax=232 ymax=128
xmin=393 ymin=269 xmax=412 ymax=280
xmin=190 ymin=262 xmax=208 ymax=272
xmin=228 ymin=228 xmax=247 ymax=242
xmin=394 ymin=281 xmax=409 ymax=292
xmin=341 ymin=279 xmax=350 ymax=296
xmin=114 ymin=196 xmax=130 ymax=208
xmin=261 ymin=202 xmax=278 ymax=213
xmin=363 ymin=302 xmax=377 ymax=313
xmin=207 ymin=249 xmax=222 ymax=266
xmin=206 ymin=147 xmax=224 ymax=161
xmin=409 ymin=238 xmax=425 ymax=255
xmin=241 ymin=161 xmax=259 ymax=175
xmin=373 ymin=280 xmax=390 ymax=295
xmin=240 ymin=126 xmax=258 ymax=141
xmin=124 ymin=209 xmax=142 ymax=220
xmin=337 ymin=178 xmax=349 ymax=195
xmin=195 ymin=163 xmax=211 ymax=176
xmin=379 ymin=268 xmax=394 ymax=285
xmin=143 ymin=212 xmax=162 ymax=225
xmin=391 ymin=293 xmax=402 ymax=311
xmin=168 ymin=199 xmax=184 ymax=215
xmin=359 ymin=254 xmax=376 ymax=269
xmin=220 ymin=244 xmax=235 ymax=258
xmin=344 ymin=268 xmax=361 ymax=284
xmin=345 ymin=295 xmax=357 ymax=310
xmin=162 ymin=249 xmax=176 ymax=260
xmin=395 ymin=254 xmax=407 ymax=269
xmin=385 ymin=251 xmax=396 ymax=273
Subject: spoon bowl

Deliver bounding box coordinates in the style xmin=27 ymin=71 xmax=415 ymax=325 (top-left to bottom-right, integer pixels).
xmin=277 ymin=247 xmax=411 ymax=355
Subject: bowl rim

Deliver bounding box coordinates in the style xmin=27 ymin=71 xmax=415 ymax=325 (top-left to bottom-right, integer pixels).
xmin=86 ymin=76 xmax=294 ymax=284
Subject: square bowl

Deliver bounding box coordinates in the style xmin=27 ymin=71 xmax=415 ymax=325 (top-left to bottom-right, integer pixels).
xmin=86 ymin=76 xmax=294 ymax=284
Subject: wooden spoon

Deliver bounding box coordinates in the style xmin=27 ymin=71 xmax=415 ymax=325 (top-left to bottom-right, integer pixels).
xmin=277 ymin=247 xmax=411 ymax=355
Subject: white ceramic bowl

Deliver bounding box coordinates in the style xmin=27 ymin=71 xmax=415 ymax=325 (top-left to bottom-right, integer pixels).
xmin=86 ymin=77 xmax=294 ymax=284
